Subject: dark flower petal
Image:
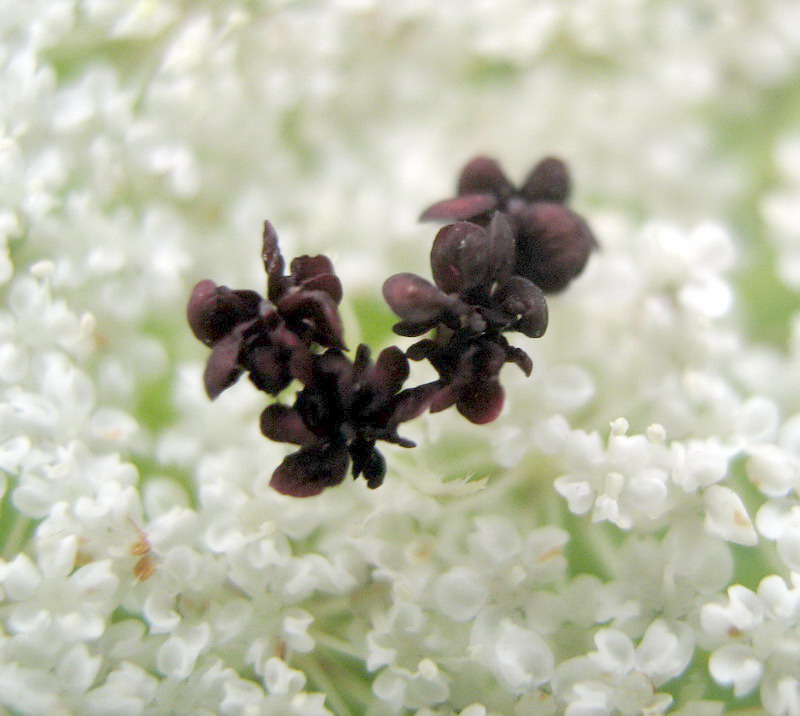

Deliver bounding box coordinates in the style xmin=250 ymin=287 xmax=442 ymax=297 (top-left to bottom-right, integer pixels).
xmin=387 ymin=381 xmax=439 ymax=425
xmin=457 ymin=379 xmax=505 ymax=424
xmin=260 ymin=404 xmax=317 ymax=445
xmin=244 ymin=345 xmax=293 ymax=395
xmin=495 ymin=276 xmax=549 ymax=338
xmin=289 ymin=347 xmax=315 ymax=385
xmin=406 ymin=339 xmax=438 ymax=361
xmin=315 ymin=348 xmax=355 ymax=399
xmin=429 ymin=383 xmax=458 ymax=413
xmin=520 ymin=157 xmax=571 ymax=203
xmin=269 ymin=442 xmax=349 ymax=497
xmin=352 ymin=343 xmax=372 ymax=382
xmin=488 ymin=212 xmax=516 ymax=283
xmin=262 ymin=220 xmax=288 ymax=302
xmin=290 ymin=254 xmax=335 ymax=283
xmin=506 ymin=345 xmax=533 ymax=376
xmin=362 ymin=447 xmax=386 ymax=489
xmin=470 ymin=340 xmax=507 ymax=379
xmin=457 ymin=156 xmax=514 ymax=199
xmin=430 ymin=222 xmax=493 ymax=294
xmin=299 ymin=273 xmax=343 ymax=304
xmin=392 ymin=320 xmax=438 ymax=337
xmin=295 ymin=386 xmax=333 ymax=435
xmin=268 ymin=324 xmax=305 ymax=352
xmin=187 ymin=280 xmax=262 ymax=347
xmin=383 ymin=273 xmax=455 ymax=324
xmin=372 ymin=346 xmax=410 ymax=399
xmin=203 ymin=329 xmax=245 ymax=399
xmin=290 ymin=256 xmax=343 ymax=303
xmin=419 ymin=193 xmax=498 ymax=222
xmin=514 ymin=203 xmax=598 ymax=293
xmin=278 ymin=290 xmax=346 ymax=349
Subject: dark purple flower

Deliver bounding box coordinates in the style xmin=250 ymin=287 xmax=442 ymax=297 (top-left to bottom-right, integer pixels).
xmin=383 ymin=213 xmax=548 ymax=340
xmin=261 ymin=220 xmax=345 ymax=349
xmin=187 ymin=221 xmax=346 ymax=400
xmin=262 ymin=345 xmax=438 ymax=497
xmin=187 ymin=280 xmax=262 ymax=347
xmin=420 ymin=156 xmax=597 ymax=292
xmin=407 ymin=330 xmax=531 ymax=425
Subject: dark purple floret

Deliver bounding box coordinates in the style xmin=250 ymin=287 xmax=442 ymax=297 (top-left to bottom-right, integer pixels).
xmin=383 ymin=211 xmax=547 ymax=424
xmin=384 ymin=214 xmax=547 ymax=340
xmin=187 ymin=221 xmax=346 ymax=401
xmin=513 ymin=202 xmax=596 ymax=293
xmin=383 ymin=214 xmax=548 ymax=342
xmin=407 ymin=330 xmax=531 ymax=425
xmin=187 ymin=280 xmax=262 ymax=347
xmin=420 ymin=155 xmax=597 ymax=293
xmin=262 ymin=345 xmax=438 ymax=497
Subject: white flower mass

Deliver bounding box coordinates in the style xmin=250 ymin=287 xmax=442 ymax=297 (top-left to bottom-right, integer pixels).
xmin=2 ymin=1 xmax=800 ymax=713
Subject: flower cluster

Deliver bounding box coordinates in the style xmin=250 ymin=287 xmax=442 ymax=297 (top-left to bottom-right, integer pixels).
xmin=187 ymin=220 xmax=345 ymax=400
xmin=9 ymin=2 xmax=800 ymax=713
xmin=383 ymin=157 xmax=595 ymax=425
xmin=189 ymin=158 xmax=595 ymax=494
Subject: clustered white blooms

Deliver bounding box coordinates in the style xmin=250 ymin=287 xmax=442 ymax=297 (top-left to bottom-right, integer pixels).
xmin=3 ymin=1 xmax=800 ymax=714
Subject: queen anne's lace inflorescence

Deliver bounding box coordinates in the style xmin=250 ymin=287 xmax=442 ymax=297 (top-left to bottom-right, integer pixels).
xmin=5 ymin=2 xmax=800 ymax=714
xmin=189 ymin=163 xmax=592 ymax=496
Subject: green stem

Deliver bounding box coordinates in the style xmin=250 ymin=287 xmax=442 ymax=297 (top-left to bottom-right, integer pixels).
xmin=2 ymin=514 xmax=33 ymax=559
xmin=313 ymin=630 xmax=365 ymax=661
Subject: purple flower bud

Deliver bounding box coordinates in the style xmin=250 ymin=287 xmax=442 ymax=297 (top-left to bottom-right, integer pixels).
xmin=487 ymin=212 xmax=516 ymax=284
xmin=289 ymin=255 xmax=343 ymax=303
xmin=418 ymin=155 xmax=596 ymax=294
xmin=419 ymin=193 xmax=498 ymax=222
xmin=382 ymin=273 xmax=456 ymax=324
xmin=515 ymin=202 xmax=597 ymax=292
xmin=369 ymin=346 xmax=410 ymax=404
xmin=520 ymin=156 xmax=571 ymax=203
xmin=260 ymin=404 xmax=317 ymax=445
xmin=187 ymin=280 xmax=262 ymax=347
xmin=506 ymin=345 xmax=533 ymax=376
xmin=349 ymin=440 xmax=386 ymax=488
xmin=430 ymin=222 xmax=495 ymax=294
xmin=457 ymin=156 xmax=515 ymax=199
xmin=269 ymin=442 xmax=350 ymax=498
xmin=203 ymin=327 xmax=247 ymax=399
xmin=457 ymin=379 xmax=504 ymax=424
xmin=262 ymin=220 xmax=287 ymax=302
xmin=277 ymin=290 xmax=346 ymax=349
xmin=494 ymin=276 xmax=548 ymax=338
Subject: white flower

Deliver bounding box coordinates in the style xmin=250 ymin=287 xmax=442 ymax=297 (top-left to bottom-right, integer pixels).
xmin=3 ymin=1 xmax=800 ymax=713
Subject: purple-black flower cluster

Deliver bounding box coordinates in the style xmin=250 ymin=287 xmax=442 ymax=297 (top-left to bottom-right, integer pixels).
xmin=420 ymin=156 xmax=597 ymax=292
xmin=188 ymin=155 xmax=595 ymax=496
xmin=383 ymin=156 xmax=596 ymax=424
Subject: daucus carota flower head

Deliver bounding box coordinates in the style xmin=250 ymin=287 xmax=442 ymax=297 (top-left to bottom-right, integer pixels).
xmin=5 ymin=3 xmax=800 ymax=715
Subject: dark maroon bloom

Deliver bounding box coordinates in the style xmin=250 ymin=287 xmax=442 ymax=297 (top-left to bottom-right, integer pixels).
xmin=262 ymin=345 xmax=438 ymax=497
xmin=383 ymin=213 xmax=548 ymax=340
xmin=261 ymin=220 xmax=345 ymax=349
xmin=187 ymin=221 xmax=346 ymax=400
xmin=187 ymin=280 xmax=262 ymax=347
xmin=407 ymin=331 xmax=532 ymax=425
xmin=382 ymin=212 xmax=547 ymax=425
xmin=420 ymin=156 xmax=597 ymax=292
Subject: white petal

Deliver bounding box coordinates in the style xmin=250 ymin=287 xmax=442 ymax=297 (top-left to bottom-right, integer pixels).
xmin=708 ymin=644 xmax=763 ymax=696
xmin=589 ymin=629 xmax=634 ymax=676
xmin=703 ymin=485 xmax=758 ymax=545
xmin=434 ymin=567 xmax=489 ymax=622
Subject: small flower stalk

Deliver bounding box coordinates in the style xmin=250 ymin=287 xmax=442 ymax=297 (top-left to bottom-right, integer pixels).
xmin=188 ymin=156 xmax=596 ymax=495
